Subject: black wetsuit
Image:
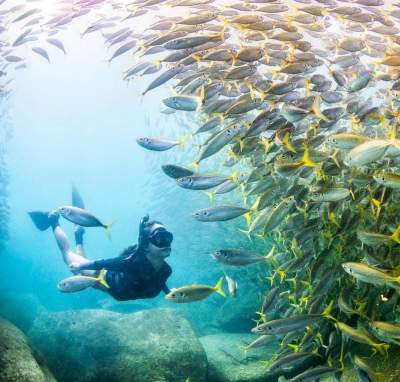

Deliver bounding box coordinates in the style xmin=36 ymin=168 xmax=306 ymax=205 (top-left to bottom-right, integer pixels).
xmin=79 ymin=247 xmax=172 ymax=301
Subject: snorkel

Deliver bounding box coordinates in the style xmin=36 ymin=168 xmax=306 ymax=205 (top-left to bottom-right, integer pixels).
xmin=137 ymin=214 xmax=150 ymax=251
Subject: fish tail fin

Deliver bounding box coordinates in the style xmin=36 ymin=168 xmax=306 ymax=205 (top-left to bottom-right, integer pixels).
xmin=219 ymin=28 xmax=226 ymax=42
xmin=349 ymin=187 xmax=355 ymax=200
xmin=199 ymin=84 xmax=205 ymax=105
xmin=322 ymin=300 xmax=337 ymax=322
xmin=260 ymin=138 xmax=272 ymax=154
xmin=238 ymin=228 xmax=252 ymax=241
xmin=136 ymin=42 xmax=145 ymax=57
xmin=266 ymin=274 xmax=275 ymax=286
xmin=215 ymin=112 xmax=225 ymax=123
xmin=178 ymin=137 xmax=185 ymax=151
xmin=390 ymin=124 xmax=398 ymax=141
xmin=305 ymin=78 xmax=311 ymax=97
xmin=195 ymin=96 xmax=203 ymax=113
xmin=96 ymin=269 xmax=110 ymax=289
xmin=277 ymin=269 xmax=286 ymax=283
xmin=287 ymin=343 xmax=302 ymax=353
xmin=154 ymin=59 xmax=161 ymax=69
xmin=301 ymin=145 xmax=316 ymax=167
xmin=230 ymin=170 xmax=239 ymax=184
xmin=243 ymin=211 xmax=252 ymax=227
xmin=187 ymin=160 xmax=200 ymax=171
xmin=105 ymin=219 xmax=117 ymax=240
xmin=28 ymin=211 xmax=51 ymax=231
xmin=329 ymin=148 xmax=340 ymax=168
xmin=264 ymin=245 xmax=276 ymax=264
xmin=203 ymin=191 xmax=214 ymax=202
xmin=391 ymin=224 xmax=400 ymax=244
xmin=255 ymin=311 xmax=267 ymax=323
xmin=312 ymin=95 xmax=328 ymax=122
xmin=376 ymin=343 xmax=390 ymax=357
xmin=191 ymin=53 xmax=202 ymax=64
xmin=256 ymin=232 xmax=266 ymax=241
xmin=281 ymin=132 xmax=296 ymax=153
xmin=244 ymin=80 xmax=255 ymax=100
xmin=238 ymin=137 xmax=245 ymax=152
xmin=250 ymin=196 xmax=261 ymax=212
xmin=214 ymin=277 xmax=226 ymax=297
xmin=218 ymin=15 xmax=229 ymax=30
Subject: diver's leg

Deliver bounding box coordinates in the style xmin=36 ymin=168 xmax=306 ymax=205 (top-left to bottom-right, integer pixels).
xmin=49 ymin=212 xmax=96 ymax=276
xmin=74 ymin=226 xmax=87 ymax=258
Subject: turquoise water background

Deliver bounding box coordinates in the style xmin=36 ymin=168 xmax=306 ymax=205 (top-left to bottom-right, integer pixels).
xmin=0 ymin=22 xmax=265 ymax=316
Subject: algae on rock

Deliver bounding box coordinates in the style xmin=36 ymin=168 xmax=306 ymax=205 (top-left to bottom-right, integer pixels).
xmin=0 ymin=316 xmax=56 ymax=382
xmin=28 ymin=308 xmax=207 ymax=382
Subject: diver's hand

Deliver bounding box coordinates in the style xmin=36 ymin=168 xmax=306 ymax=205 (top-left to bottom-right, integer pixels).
xmin=69 ymin=262 xmax=82 ymax=272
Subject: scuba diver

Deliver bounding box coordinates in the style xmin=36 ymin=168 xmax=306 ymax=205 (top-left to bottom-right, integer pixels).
xmin=29 ymin=187 xmax=173 ymax=301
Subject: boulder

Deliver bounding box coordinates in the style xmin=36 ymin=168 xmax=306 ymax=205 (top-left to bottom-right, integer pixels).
xmin=0 ymin=292 xmax=46 ymax=333
xmin=199 ymin=333 xmax=280 ymax=382
xmin=214 ymin=287 xmax=261 ymax=332
xmin=28 ymin=308 xmax=207 ymax=382
xmin=215 ymin=269 xmax=269 ymax=333
xmin=0 ymin=316 xmax=56 ymax=382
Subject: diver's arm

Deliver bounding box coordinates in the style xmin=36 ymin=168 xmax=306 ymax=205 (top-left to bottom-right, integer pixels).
xmin=78 ymin=256 xmax=127 ymax=271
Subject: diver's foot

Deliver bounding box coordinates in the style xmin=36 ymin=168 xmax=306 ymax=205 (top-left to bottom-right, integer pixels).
xmin=48 ymin=211 xmax=60 ymax=228
xmin=74 ymin=226 xmax=85 ymax=244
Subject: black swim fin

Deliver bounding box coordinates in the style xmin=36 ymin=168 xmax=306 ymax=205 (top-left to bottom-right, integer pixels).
xmin=72 ymin=183 xmax=85 ymax=209
xmin=28 ymin=211 xmax=51 ymax=231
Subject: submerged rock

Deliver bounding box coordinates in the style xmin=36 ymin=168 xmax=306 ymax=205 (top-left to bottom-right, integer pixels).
xmin=199 ymin=333 xmax=280 ymax=382
xmin=215 ymin=285 xmax=263 ymax=332
xmin=0 ymin=292 xmax=46 ymax=333
xmin=28 ymin=308 xmax=207 ymax=382
xmin=0 ymin=316 xmax=56 ymax=382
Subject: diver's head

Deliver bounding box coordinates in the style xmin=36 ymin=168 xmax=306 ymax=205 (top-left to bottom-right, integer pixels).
xmin=138 ymin=215 xmax=173 ymax=259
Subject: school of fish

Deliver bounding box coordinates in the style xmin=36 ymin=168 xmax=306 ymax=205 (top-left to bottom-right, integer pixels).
xmin=5 ymin=0 xmax=400 ymax=380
